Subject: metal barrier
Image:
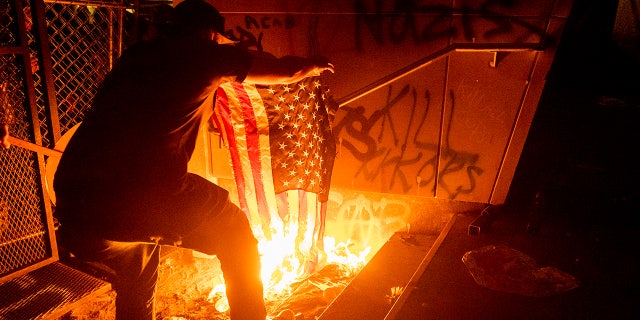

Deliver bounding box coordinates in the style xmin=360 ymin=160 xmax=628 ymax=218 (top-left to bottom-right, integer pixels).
xmin=2 ymin=0 xmax=57 ymax=282
xmin=45 ymin=0 xmax=126 ymax=143
xmin=0 ymin=0 xmax=153 ymax=317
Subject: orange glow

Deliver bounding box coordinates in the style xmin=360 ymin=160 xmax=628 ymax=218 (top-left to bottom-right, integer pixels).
xmin=154 ymin=184 xmax=413 ymax=318
xmin=207 ymin=212 xmax=374 ymax=305
xmin=203 ymin=200 xmax=392 ymax=314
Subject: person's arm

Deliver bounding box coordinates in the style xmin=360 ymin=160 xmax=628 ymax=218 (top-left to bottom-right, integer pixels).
xmin=244 ymin=55 xmax=334 ymax=85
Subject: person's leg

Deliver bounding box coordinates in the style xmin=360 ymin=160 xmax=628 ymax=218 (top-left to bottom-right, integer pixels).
xmin=105 ymin=174 xmax=266 ymax=320
xmin=109 ymin=242 xmax=160 ymax=320
xmin=57 ymin=226 xmax=160 ymax=320
xmin=181 ymin=200 xmax=266 ymax=320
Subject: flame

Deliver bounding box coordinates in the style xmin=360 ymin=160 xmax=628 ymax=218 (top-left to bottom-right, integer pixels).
xmin=198 ymin=186 xmax=411 ymax=316
xmin=207 ymin=215 xmax=374 ymax=311
xmin=257 ymin=215 xmax=302 ymax=298
xmin=323 ymin=237 xmax=371 ymax=277
xmin=258 ymin=234 xmax=372 ymax=300
xmin=208 ymin=235 xmax=371 ymax=313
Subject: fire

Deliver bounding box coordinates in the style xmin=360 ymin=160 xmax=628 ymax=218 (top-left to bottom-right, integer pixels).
xmin=194 ymin=181 xmax=403 ymax=316
xmin=256 ymin=212 xmax=373 ymax=300
xmin=155 ymin=187 xmax=409 ymax=318
xmin=249 ymin=213 xmax=299 ymax=298
xmin=208 ymin=215 xmax=373 ymax=313
xmin=323 ymin=237 xmax=371 ymax=276
xmin=258 ymin=235 xmax=371 ymax=300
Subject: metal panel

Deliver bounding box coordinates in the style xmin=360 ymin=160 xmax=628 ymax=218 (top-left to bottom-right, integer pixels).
xmin=319 ymin=214 xmax=455 ymax=320
xmin=329 ymin=58 xmax=448 ymax=197
xmin=490 ymin=17 xmax=570 ymax=204
xmin=437 ymin=50 xmax=536 ymax=203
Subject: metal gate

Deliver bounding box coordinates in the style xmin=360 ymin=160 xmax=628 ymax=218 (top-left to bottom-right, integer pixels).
xmin=1 ymin=0 xmax=128 ymax=283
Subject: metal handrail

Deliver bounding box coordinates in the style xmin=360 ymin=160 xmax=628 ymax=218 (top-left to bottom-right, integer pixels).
xmin=336 ymin=42 xmax=545 ymax=107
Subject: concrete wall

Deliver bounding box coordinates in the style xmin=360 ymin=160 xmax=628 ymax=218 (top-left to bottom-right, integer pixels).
xmin=189 ymin=0 xmax=574 ymax=206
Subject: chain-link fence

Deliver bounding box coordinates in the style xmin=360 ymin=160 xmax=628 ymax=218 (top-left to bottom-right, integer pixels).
xmin=46 ymin=0 xmax=127 ymax=142
xmin=1 ymin=0 xmax=50 ymax=279
xmin=0 ymin=0 xmax=163 ymax=279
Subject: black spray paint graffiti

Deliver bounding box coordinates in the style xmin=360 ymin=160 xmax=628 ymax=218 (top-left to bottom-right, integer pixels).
xmin=227 ymin=15 xmax=296 ymax=53
xmin=226 ymin=0 xmax=549 ymax=54
xmin=354 ymin=0 xmax=549 ymax=51
xmin=333 ymin=85 xmax=483 ymax=199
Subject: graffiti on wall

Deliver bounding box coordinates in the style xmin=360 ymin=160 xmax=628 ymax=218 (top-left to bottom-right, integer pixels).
xmin=332 ymin=83 xmax=483 ymax=199
xmin=228 ymin=14 xmax=297 ymax=52
xmin=354 ymin=0 xmax=549 ymax=51
xmin=226 ymin=0 xmax=549 ymax=53
xmin=325 ymin=189 xmax=411 ymax=254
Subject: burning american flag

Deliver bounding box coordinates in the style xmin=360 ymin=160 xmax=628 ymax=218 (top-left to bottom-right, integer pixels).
xmin=211 ymin=77 xmax=337 ymax=287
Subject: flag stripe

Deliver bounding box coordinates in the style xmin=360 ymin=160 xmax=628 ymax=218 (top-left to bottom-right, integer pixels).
xmin=212 ymin=89 xmax=250 ymax=215
xmin=275 ymin=191 xmax=289 ymax=222
xmin=315 ymin=201 xmax=327 ymax=252
xmin=234 ymin=83 xmax=272 ymax=228
xmin=297 ymin=190 xmax=315 ymax=255
xmin=243 ymin=84 xmax=279 ymax=224
xmin=228 ymin=85 xmax=264 ymax=227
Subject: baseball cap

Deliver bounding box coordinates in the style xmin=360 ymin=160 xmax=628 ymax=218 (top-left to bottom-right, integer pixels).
xmin=173 ymin=0 xmax=236 ymax=44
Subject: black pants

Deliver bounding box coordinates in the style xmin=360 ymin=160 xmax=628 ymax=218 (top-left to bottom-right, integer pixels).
xmin=56 ymin=174 xmax=266 ymax=320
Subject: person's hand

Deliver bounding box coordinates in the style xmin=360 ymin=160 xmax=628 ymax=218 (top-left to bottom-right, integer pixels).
xmin=246 ymin=54 xmax=335 ymax=85
xmin=1 ymin=124 xmax=10 ymax=149
xmin=309 ymin=55 xmax=335 ymax=76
